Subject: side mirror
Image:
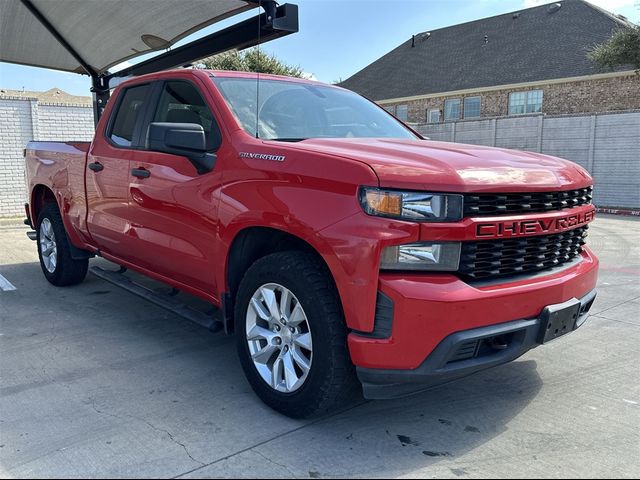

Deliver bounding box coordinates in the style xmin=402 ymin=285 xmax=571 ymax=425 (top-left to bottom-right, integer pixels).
xmin=147 ymin=122 xmax=215 ymax=174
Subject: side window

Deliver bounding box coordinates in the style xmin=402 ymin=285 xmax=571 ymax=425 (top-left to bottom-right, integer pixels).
xmin=109 ymin=84 xmax=151 ymax=147
xmin=463 ymin=96 xmax=481 ymax=119
xmin=396 ymin=104 xmax=408 ymax=122
xmin=444 ymin=99 xmax=461 ymax=121
xmin=427 ymin=108 xmax=441 ymax=124
xmin=526 ymin=90 xmax=544 ymax=113
xmin=153 ymin=81 xmax=221 ymax=151
xmin=508 ymin=90 xmax=544 ymax=116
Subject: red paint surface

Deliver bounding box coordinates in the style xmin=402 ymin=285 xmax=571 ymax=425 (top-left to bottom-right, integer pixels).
xmin=349 ymin=248 xmax=599 ymax=369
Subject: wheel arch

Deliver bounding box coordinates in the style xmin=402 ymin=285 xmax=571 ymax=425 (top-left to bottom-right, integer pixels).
xmin=30 ymin=184 xmax=58 ymax=223
xmin=223 ymin=226 xmax=342 ymax=333
xmin=30 ymin=184 xmax=93 ymax=261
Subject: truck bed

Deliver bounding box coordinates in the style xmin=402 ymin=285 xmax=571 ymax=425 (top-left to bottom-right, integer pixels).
xmin=25 ymin=141 xmax=91 ymax=248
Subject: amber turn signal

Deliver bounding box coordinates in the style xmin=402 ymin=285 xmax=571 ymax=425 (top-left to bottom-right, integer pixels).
xmin=364 ymin=190 xmax=403 ymax=216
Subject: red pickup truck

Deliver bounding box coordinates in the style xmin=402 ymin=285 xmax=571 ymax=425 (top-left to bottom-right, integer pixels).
xmin=24 ymin=69 xmax=598 ymax=418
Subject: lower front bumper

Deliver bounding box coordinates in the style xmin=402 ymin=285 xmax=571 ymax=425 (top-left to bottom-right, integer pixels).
xmin=358 ymin=289 xmax=596 ymax=400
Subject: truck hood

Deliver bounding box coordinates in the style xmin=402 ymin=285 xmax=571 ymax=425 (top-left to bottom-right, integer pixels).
xmin=282 ymin=138 xmax=592 ymax=192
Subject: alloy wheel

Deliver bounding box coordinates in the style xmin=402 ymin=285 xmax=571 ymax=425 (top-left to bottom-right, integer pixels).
xmin=39 ymin=218 xmax=58 ymax=273
xmin=245 ymin=283 xmax=313 ymax=393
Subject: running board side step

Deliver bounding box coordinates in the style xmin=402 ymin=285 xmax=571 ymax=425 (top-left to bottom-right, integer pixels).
xmin=90 ymin=266 xmax=223 ymax=332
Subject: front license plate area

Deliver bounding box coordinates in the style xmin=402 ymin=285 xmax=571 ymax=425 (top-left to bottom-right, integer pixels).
xmin=539 ymin=298 xmax=582 ymax=344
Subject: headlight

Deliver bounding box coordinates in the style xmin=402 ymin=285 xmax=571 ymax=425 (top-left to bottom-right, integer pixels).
xmin=380 ymin=242 xmax=461 ymax=271
xmin=360 ymin=187 xmax=463 ymax=222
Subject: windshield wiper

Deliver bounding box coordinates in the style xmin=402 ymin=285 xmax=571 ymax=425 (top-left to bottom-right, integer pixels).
xmin=270 ymin=138 xmax=308 ymax=142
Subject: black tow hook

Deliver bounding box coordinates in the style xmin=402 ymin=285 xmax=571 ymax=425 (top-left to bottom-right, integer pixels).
xmin=489 ymin=335 xmax=509 ymax=351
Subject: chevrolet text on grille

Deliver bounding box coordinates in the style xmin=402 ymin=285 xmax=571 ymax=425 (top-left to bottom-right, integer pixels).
xmin=475 ymin=209 xmax=595 ymax=238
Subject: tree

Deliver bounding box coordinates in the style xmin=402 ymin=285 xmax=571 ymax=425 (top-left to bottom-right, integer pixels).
xmin=588 ymin=25 xmax=640 ymax=73
xmin=201 ymin=48 xmax=304 ymax=77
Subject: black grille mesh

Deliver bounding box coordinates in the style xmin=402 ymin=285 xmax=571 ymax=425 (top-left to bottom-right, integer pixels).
xmin=464 ymin=187 xmax=592 ymax=217
xmin=459 ymin=227 xmax=588 ymax=280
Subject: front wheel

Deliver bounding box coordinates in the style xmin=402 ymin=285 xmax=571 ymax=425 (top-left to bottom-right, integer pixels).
xmin=235 ymin=251 xmax=359 ymax=418
xmin=36 ymin=203 xmax=88 ymax=286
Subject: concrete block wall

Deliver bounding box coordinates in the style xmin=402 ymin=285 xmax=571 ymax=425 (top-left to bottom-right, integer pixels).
xmin=541 ymin=115 xmax=593 ymax=171
xmin=0 ymin=98 xmax=93 ymax=217
xmin=37 ymin=104 xmax=94 ymax=142
xmin=415 ymin=110 xmax=640 ymax=209
xmin=454 ymin=119 xmax=495 ymax=146
xmin=0 ymin=99 xmax=34 ymax=218
xmin=494 ymin=115 xmax=542 ymax=152
xmin=591 ymin=113 xmax=640 ymax=209
xmin=420 ymin=122 xmax=454 ymax=143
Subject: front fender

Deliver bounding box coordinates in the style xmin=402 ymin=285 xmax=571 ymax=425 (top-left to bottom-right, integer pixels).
xmin=315 ymin=213 xmax=419 ymax=333
xmin=216 ymin=179 xmax=420 ymax=333
xmin=215 ymin=177 xmax=360 ymax=303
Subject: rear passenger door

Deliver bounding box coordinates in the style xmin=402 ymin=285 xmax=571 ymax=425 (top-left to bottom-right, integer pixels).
xmin=86 ymin=82 xmax=151 ymax=257
xmin=124 ymin=79 xmax=224 ymax=297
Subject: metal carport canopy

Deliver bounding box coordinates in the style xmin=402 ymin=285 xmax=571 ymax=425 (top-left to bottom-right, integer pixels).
xmin=0 ymin=0 xmax=259 ymax=75
xmin=1 ymin=0 xmax=299 ymax=124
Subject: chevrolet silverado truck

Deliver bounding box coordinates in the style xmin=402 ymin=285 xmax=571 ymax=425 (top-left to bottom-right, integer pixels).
xmin=24 ymin=69 xmax=598 ymax=418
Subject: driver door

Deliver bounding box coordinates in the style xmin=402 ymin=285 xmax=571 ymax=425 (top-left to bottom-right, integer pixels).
xmin=124 ymin=79 xmax=224 ymax=296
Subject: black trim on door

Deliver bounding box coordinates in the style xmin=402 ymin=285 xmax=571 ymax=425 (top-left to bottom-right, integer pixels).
xmin=103 ymin=82 xmax=156 ymax=151
xmin=134 ymin=81 xmax=164 ymax=148
xmin=139 ymin=79 xmax=223 ymax=154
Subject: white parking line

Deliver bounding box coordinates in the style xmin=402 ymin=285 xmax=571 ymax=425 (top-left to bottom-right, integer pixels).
xmin=0 ymin=273 xmax=17 ymax=291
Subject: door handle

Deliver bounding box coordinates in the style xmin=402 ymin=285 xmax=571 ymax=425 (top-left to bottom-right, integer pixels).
xmin=88 ymin=162 xmax=104 ymax=172
xmin=131 ymin=168 xmax=151 ymax=179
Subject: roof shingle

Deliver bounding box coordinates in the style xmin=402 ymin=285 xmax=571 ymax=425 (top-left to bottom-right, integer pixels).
xmin=340 ymin=0 xmax=634 ymax=101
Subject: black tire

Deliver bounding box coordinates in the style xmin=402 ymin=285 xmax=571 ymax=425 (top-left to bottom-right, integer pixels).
xmin=235 ymin=251 xmax=360 ymax=418
xmin=36 ymin=202 xmax=89 ymax=286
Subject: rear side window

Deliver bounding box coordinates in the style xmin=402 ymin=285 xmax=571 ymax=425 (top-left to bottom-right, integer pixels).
xmin=109 ymin=84 xmax=151 ymax=147
xmin=153 ymin=81 xmax=221 ymax=151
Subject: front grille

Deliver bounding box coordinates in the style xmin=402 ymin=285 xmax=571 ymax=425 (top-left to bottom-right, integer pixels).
xmin=459 ymin=226 xmax=588 ymax=280
xmin=464 ymin=187 xmax=592 ymax=217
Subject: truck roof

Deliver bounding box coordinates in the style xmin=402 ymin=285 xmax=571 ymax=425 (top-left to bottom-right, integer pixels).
xmin=116 ymin=68 xmax=341 ymax=91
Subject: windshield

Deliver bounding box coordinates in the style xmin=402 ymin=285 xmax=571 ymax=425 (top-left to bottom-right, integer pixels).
xmin=212 ymin=77 xmax=417 ymax=141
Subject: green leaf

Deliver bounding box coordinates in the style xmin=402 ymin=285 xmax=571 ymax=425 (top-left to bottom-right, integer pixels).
xmin=200 ymin=48 xmax=305 ymax=78
xmin=588 ymin=26 xmax=640 ymax=73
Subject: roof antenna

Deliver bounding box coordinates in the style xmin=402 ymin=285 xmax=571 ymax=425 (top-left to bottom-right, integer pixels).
xmin=255 ymin=0 xmax=262 ymax=139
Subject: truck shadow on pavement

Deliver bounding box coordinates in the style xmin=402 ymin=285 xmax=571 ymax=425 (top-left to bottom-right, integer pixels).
xmin=0 ymin=261 xmax=542 ymax=479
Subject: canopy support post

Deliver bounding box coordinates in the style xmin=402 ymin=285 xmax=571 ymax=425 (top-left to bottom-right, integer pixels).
xmin=91 ymin=76 xmax=111 ymax=127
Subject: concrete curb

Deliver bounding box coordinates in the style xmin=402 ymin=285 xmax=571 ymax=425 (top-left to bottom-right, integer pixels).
xmin=0 ymin=217 xmax=24 ymax=227
xmin=596 ymin=207 xmax=640 ymax=217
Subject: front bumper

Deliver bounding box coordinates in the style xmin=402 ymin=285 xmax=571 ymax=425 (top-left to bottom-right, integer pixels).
xmin=357 ymin=288 xmax=596 ymax=400
xmin=348 ymin=245 xmax=599 ymax=399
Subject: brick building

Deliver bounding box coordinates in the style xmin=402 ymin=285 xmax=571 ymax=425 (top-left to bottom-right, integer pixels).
xmin=0 ymin=88 xmax=93 ymax=217
xmin=340 ymin=0 xmax=639 ymax=124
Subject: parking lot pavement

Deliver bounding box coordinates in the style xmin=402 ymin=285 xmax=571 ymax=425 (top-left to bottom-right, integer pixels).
xmin=0 ymin=214 xmax=638 ymax=479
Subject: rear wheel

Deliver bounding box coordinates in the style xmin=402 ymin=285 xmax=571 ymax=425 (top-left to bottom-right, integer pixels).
xmin=235 ymin=251 xmax=359 ymax=418
xmin=36 ymin=203 xmax=88 ymax=286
